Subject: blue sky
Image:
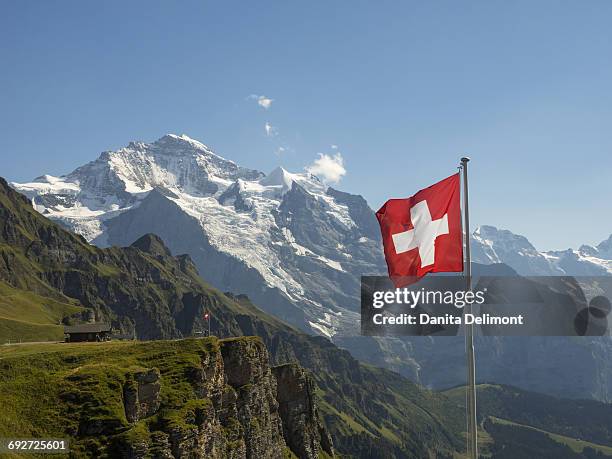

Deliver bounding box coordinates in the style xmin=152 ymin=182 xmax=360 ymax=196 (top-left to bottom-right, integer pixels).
xmin=1 ymin=1 xmax=611 ymax=250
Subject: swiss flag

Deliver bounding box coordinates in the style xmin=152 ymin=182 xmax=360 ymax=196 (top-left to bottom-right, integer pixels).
xmin=376 ymin=173 xmax=463 ymax=287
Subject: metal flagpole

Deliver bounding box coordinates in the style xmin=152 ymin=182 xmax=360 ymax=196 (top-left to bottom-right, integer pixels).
xmin=203 ymin=310 xmax=211 ymax=337
xmin=461 ymin=156 xmax=478 ymax=459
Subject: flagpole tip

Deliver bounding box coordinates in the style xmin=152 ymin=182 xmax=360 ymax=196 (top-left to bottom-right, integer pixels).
xmin=461 ymin=156 xmax=471 ymax=163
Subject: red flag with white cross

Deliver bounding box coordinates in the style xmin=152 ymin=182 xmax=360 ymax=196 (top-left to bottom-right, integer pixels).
xmin=376 ymin=173 xmax=463 ymax=287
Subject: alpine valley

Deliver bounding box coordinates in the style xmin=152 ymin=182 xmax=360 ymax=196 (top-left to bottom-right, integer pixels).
xmin=11 ymin=134 xmax=612 ymax=402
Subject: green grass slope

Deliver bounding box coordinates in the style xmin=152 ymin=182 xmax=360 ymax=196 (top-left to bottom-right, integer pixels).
xmin=1 ymin=338 xmax=235 ymax=457
xmin=0 ymin=338 xmax=463 ymax=459
xmin=0 ymin=281 xmax=84 ymax=342
xmin=486 ymin=416 xmax=612 ymax=458
xmin=445 ymin=384 xmax=612 ymax=458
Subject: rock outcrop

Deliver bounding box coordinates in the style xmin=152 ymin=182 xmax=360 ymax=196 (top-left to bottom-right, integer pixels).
xmin=218 ymin=337 xmax=286 ymax=459
xmin=273 ymin=363 xmax=334 ymax=459
xmin=123 ymin=368 xmax=162 ymax=423
xmin=111 ymin=337 xmax=332 ymax=459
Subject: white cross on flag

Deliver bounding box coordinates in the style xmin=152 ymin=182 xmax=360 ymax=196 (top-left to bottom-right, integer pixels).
xmin=376 ymin=173 xmax=463 ymax=287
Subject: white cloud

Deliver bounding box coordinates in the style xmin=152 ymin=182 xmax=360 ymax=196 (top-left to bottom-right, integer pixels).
xmin=248 ymin=94 xmax=273 ymax=109
xmin=275 ymin=146 xmax=286 ymax=155
xmin=331 ymin=144 xmax=338 ymax=150
xmin=264 ymin=122 xmax=277 ymax=137
xmin=306 ymin=152 xmax=346 ymax=184
xmin=258 ymin=96 xmax=273 ymax=109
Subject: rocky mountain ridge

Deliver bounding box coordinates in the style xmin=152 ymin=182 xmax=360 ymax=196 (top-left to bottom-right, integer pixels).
xmin=472 ymin=225 xmax=612 ymax=276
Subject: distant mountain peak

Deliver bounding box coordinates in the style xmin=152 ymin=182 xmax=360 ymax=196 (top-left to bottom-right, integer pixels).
xmin=131 ymin=233 xmax=172 ymax=257
xmin=260 ymin=166 xmax=295 ymax=192
xmin=578 ymin=244 xmax=599 ymax=257
xmin=471 ymin=225 xmax=612 ymax=276
xmin=160 ymin=133 xmax=197 ymax=142
xmin=596 ymin=234 xmax=612 ymax=259
xmin=153 ymin=133 xmax=215 ymax=154
xmin=474 ymin=225 xmax=535 ymax=247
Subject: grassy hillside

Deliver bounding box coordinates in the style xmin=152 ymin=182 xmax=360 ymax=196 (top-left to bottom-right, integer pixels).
xmin=0 ymin=338 xmax=463 ymax=459
xmin=444 ymin=384 xmax=612 ymax=458
xmin=0 ymin=337 xmax=306 ymax=458
xmin=486 ymin=416 xmax=612 ymax=458
xmin=0 ymin=281 xmax=84 ymax=342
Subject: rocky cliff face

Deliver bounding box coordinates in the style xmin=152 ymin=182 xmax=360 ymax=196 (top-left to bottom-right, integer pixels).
xmin=123 ymin=369 xmax=162 ymax=424
xmin=147 ymin=338 xmax=332 ymax=459
xmin=273 ymin=363 xmax=334 ymax=459
xmin=58 ymin=337 xmax=331 ymax=459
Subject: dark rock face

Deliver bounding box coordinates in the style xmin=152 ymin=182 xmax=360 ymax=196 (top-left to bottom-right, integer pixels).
xmin=97 ymin=187 xmax=310 ymax=330
xmin=273 ymin=363 xmax=334 ymax=459
xmin=217 ymin=182 xmax=253 ymax=212
xmin=219 ymin=338 xmax=286 ymax=459
xmin=123 ymin=368 xmax=162 ymax=423
xmin=33 ymin=193 xmax=77 ymax=210
xmin=326 ymin=187 xmax=380 ymax=240
xmin=130 ymin=233 xmax=172 ymax=258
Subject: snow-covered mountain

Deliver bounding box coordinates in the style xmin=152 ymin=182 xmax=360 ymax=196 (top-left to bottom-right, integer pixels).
xmin=15 ymin=134 xmax=263 ymax=241
xmin=13 ymin=134 xmax=384 ymax=337
xmin=472 ymin=225 xmax=612 ymax=276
